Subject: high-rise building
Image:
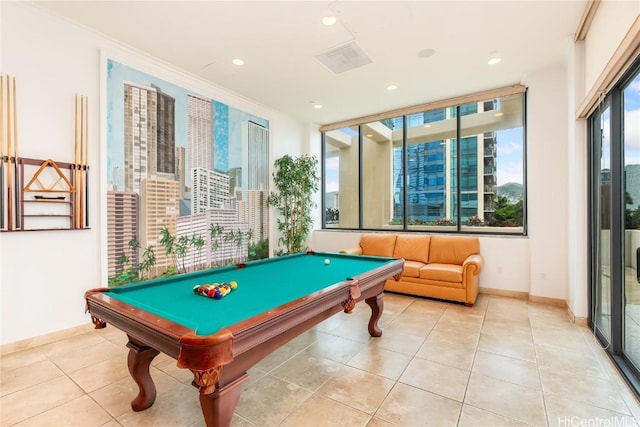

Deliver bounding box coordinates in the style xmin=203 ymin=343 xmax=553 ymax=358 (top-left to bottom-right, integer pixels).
xmin=247 ymin=189 xmax=268 ymax=243
xmin=242 ymin=121 xmax=269 ymax=193
xmin=123 ymin=82 xmax=156 ymax=194
xmin=154 ymin=85 xmax=176 ymax=177
xmin=191 ymin=167 xmax=230 ymax=213
xmin=625 ymin=164 xmax=640 ymax=209
xmin=392 ymin=102 xmax=498 ymax=223
xmin=175 ymin=146 xmax=186 ymax=199
xmin=107 ymin=191 xmax=138 ymax=277
xmin=123 ymin=82 xmax=177 ymax=190
xmin=188 ymin=94 xmax=213 ymax=170
xmin=140 ymin=177 xmax=180 ymax=277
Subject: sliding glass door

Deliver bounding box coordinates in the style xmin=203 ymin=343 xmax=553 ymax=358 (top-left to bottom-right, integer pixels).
xmin=623 ymin=71 xmax=640 ymax=371
xmin=590 ymin=58 xmax=640 ymax=393
xmin=593 ymin=102 xmax=612 ymax=343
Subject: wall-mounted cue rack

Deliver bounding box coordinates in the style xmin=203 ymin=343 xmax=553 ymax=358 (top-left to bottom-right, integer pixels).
xmin=1 ymin=74 xmax=90 ymax=231
xmin=18 ymin=157 xmax=89 ymax=230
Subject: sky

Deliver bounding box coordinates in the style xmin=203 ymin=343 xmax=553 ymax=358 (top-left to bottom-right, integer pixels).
xmin=105 ymin=59 xmax=268 ymax=187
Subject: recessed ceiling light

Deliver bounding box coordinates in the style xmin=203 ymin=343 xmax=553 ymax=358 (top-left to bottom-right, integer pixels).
xmin=322 ymin=15 xmax=337 ymax=26
xmin=495 ymin=112 xmax=504 ymax=117
xmin=314 ymin=104 xmax=323 ymax=109
xmin=232 ymin=58 xmax=244 ymax=66
xmin=487 ymin=52 xmax=501 ymax=65
xmin=417 ymin=48 xmax=436 ymax=59
xmin=366 ymin=134 xmax=373 ymax=137
xmin=423 ymin=124 xmax=432 ymax=128
xmin=387 ymin=85 xmax=397 ymax=91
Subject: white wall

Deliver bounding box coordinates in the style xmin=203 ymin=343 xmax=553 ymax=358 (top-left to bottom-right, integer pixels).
xmin=584 ymin=0 xmax=640 ymax=92
xmin=525 ymin=63 xmax=570 ymax=301
xmin=311 ymin=63 xmax=573 ymax=303
xmin=0 ymin=2 xmax=306 ymax=345
xmin=566 ymin=35 xmax=590 ymax=319
xmin=311 ymin=231 xmax=531 ymax=294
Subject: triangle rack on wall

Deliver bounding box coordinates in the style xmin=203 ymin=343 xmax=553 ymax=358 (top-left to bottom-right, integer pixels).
xmin=23 ymin=158 xmax=75 ymax=193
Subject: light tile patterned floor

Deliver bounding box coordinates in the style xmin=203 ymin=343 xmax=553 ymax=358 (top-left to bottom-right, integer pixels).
xmin=1 ymin=293 xmax=639 ymax=426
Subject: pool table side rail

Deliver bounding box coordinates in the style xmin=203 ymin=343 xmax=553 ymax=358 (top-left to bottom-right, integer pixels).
xmin=85 ymin=257 xmax=403 ymax=358
xmin=85 ymin=289 xmax=193 ymax=359
xmin=227 ymin=258 xmax=404 ymax=357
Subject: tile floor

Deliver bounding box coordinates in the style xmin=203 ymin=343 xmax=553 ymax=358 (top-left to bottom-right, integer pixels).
xmin=1 ymin=293 xmax=639 ymax=426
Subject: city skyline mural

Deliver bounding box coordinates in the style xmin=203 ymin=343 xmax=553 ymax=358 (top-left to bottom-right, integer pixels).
xmin=106 ymin=59 xmax=270 ymax=281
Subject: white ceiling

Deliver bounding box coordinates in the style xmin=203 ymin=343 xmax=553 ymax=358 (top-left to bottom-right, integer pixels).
xmin=34 ymin=0 xmax=587 ymax=126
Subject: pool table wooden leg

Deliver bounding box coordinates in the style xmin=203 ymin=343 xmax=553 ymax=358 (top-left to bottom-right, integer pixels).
xmin=365 ymin=293 xmax=384 ymax=337
xmin=198 ymin=373 xmax=248 ymax=427
xmin=126 ymin=338 xmax=160 ymax=411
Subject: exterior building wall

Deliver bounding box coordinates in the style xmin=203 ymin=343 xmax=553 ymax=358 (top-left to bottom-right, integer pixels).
xmin=191 ymin=167 xmax=230 ymax=213
xmin=155 ymin=87 xmax=176 ymax=176
xmin=140 ymin=177 xmax=180 ymax=277
xmin=247 ymin=189 xmax=269 ymax=243
xmin=176 ymin=209 xmax=249 ymax=271
xmin=188 ymin=94 xmax=213 ymax=170
xmin=124 ymin=82 xmax=157 ymax=194
xmin=243 ymin=121 xmax=269 ymax=191
xmin=107 ymin=191 xmax=138 ymax=277
xmin=175 ymin=146 xmax=186 ymax=199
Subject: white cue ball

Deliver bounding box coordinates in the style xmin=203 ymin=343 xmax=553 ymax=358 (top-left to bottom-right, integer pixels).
xmin=324 ymin=259 xmax=330 ymax=265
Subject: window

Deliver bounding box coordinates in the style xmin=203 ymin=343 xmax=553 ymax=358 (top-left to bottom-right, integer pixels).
xmin=323 ymin=126 xmax=359 ymax=228
xmin=321 ymin=90 xmax=526 ymax=234
xmin=588 ymin=56 xmax=640 ymax=398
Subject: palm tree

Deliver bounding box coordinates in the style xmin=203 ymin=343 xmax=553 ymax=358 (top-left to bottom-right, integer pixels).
xmin=139 ymin=246 xmax=156 ymax=280
xmin=128 ymin=237 xmax=141 ymax=273
xmin=159 ymin=227 xmax=177 ymax=271
xmin=209 ymin=224 xmax=225 ymax=267
xmin=175 ymin=235 xmax=190 ymax=273
xmin=191 ymin=233 xmax=205 ymax=271
xmin=234 ymin=229 xmax=245 ymax=263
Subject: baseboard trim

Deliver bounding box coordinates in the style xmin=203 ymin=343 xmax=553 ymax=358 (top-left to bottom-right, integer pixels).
xmin=1 ymin=323 xmax=95 ymax=356
xmin=567 ymin=305 xmax=589 ymax=327
xmin=479 ymin=287 xmax=587 ymax=325
xmin=528 ymin=294 xmax=566 ymax=307
xmin=479 ymin=287 xmax=528 ymax=300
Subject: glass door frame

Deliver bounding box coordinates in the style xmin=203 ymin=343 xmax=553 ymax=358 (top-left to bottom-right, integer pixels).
xmin=588 ymin=56 xmax=640 ymax=396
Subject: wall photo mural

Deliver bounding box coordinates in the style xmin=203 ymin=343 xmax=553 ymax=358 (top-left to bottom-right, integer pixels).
xmin=106 ymin=59 xmax=269 ymax=285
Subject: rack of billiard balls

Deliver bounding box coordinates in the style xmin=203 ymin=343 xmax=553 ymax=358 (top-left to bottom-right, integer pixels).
xmin=193 ymin=281 xmax=238 ymax=299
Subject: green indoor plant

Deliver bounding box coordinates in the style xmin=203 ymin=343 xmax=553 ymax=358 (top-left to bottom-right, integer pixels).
xmin=268 ymin=154 xmax=319 ymax=255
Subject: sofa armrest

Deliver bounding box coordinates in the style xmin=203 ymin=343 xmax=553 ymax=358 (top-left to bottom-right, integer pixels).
xmin=340 ymin=247 xmax=363 ymax=255
xmin=463 ymin=254 xmax=484 ymax=275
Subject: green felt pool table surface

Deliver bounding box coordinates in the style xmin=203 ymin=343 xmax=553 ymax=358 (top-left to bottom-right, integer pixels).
xmin=108 ymin=251 xmax=397 ymax=336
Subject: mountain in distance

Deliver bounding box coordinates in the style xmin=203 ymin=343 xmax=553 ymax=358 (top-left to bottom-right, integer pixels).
xmin=495 ymin=182 xmax=523 ymax=202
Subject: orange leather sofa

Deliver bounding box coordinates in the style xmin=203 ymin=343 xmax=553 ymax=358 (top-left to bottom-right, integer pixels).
xmin=341 ymin=233 xmax=484 ymax=306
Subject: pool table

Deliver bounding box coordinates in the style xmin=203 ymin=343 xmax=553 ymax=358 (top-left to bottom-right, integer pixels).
xmin=85 ymin=251 xmax=403 ymax=427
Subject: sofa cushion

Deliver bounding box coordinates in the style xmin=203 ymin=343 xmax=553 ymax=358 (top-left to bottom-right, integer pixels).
xmin=360 ymin=234 xmax=397 ymax=257
xmin=428 ymin=236 xmax=479 ymax=265
xmin=420 ymin=263 xmax=463 ymax=282
xmin=393 ymin=235 xmax=430 ymax=263
xmin=402 ymin=260 xmax=425 ymax=278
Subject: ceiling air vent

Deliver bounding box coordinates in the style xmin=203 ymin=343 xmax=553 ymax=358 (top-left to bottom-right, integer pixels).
xmin=314 ymin=41 xmax=373 ymax=74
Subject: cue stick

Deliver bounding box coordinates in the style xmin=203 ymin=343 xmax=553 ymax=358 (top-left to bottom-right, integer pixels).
xmin=6 ymin=75 xmax=13 ymax=230
xmin=12 ymin=77 xmax=19 ymax=229
xmin=83 ymin=96 xmax=89 ymax=228
xmin=79 ymin=95 xmax=85 ymax=229
xmin=80 ymin=95 xmax=86 ymax=228
xmin=73 ymin=94 xmax=79 ymax=229
xmin=0 ymin=75 xmax=4 ymax=230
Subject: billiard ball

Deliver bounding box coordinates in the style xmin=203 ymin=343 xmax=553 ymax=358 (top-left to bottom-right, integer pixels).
xmin=324 ymin=259 xmax=330 ymax=265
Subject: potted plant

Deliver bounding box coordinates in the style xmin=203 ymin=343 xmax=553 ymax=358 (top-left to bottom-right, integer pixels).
xmin=268 ymin=154 xmax=319 ymax=255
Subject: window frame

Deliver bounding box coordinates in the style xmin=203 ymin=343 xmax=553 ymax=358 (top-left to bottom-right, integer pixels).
xmin=321 ymin=86 xmax=528 ymax=236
